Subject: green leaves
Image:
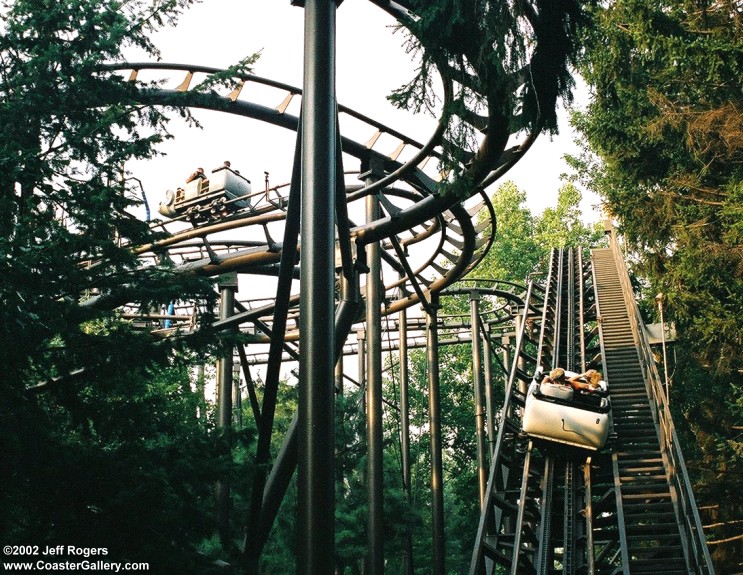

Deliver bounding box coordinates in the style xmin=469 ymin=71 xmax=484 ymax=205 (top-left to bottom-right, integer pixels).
xmin=574 ymin=0 xmax=743 ymax=373
xmin=0 ymin=1 xmax=232 ymax=571
xmin=388 ymin=0 xmax=591 ymax=198
xmin=575 ymin=2 xmax=743 ymax=567
xmin=477 ymin=180 xmax=601 ymax=284
xmin=0 ymin=0 xmax=217 ymax=388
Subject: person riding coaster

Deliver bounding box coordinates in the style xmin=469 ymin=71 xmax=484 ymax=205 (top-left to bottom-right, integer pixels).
xmin=542 ymin=367 xmax=607 ymax=395
xmin=523 ymin=366 xmax=612 ymax=450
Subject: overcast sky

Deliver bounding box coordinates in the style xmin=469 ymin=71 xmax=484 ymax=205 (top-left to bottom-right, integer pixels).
xmin=126 ymin=0 xmax=599 ymax=221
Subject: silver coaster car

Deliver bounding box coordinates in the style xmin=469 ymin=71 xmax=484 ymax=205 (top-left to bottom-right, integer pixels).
xmin=158 ymin=164 xmax=252 ymax=221
xmin=522 ymin=369 xmax=611 ymax=451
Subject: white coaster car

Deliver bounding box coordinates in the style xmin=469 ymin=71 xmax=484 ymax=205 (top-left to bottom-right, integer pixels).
xmin=158 ymin=165 xmax=252 ymax=220
xmin=522 ymin=370 xmax=611 ymax=451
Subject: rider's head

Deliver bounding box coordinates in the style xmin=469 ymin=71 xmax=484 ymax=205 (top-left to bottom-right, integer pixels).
xmin=585 ymin=369 xmax=601 ymax=387
xmin=549 ymin=368 xmax=565 ymax=383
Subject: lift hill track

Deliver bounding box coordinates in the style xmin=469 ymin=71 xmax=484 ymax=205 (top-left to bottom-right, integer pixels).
xmin=470 ymin=229 xmax=713 ymax=575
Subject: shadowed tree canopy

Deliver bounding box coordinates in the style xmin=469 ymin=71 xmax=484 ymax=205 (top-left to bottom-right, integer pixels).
xmin=571 ymin=0 xmax=743 ymax=567
xmin=386 ymin=0 xmax=592 ymax=197
xmin=572 ymin=0 xmax=743 ymax=374
xmin=0 ymin=1 xmax=237 ymax=570
xmin=0 ymin=0 xmax=219 ymax=389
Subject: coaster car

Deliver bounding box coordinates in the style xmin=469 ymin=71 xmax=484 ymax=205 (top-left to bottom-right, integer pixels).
xmin=158 ymin=164 xmax=252 ymax=221
xmin=522 ymin=369 xmax=611 ymax=451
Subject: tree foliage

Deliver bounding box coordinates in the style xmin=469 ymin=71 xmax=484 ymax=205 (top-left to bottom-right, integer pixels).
xmin=534 ymin=182 xmax=603 ymax=250
xmin=476 ymin=181 xmax=541 ymax=283
xmin=572 ymin=0 xmax=743 ymax=567
xmin=477 ymin=180 xmax=603 ymax=284
xmin=0 ymin=1 xmax=243 ymax=571
xmin=0 ymin=0 xmax=222 ymax=387
xmin=572 ymin=0 xmax=743 ymax=373
xmin=389 ymin=0 xmax=591 ymax=197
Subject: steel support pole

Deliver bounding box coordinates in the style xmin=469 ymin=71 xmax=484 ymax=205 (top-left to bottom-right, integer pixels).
xmin=244 ymin=270 xmax=362 ymax=566
xmin=426 ymin=293 xmax=445 ymax=575
xmin=357 ymin=330 xmax=366 ymax=398
xmin=514 ymin=313 xmax=528 ymax=396
xmin=233 ymin=365 xmax=243 ymax=430
xmin=216 ymin=273 xmax=237 ymax=543
xmin=501 ymin=332 xmax=513 ymax=421
xmin=482 ymin=323 xmax=496 ymax=457
xmin=365 ymin=181 xmax=384 ymax=575
xmin=245 ymin=97 xmax=304 ymax=574
xmin=335 ymin=353 xmax=344 ymax=394
xmin=298 ymin=0 xmax=337 ymax=571
xmin=469 ymin=292 xmax=487 ymax=508
xmin=501 ymin=334 xmax=511 ymax=390
xmin=399 ymin=301 xmax=414 ymax=575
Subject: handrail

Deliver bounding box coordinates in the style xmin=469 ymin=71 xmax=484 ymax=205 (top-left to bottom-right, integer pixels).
xmin=606 ymin=229 xmax=714 ymax=574
xmin=468 ymin=279 xmax=543 ymax=575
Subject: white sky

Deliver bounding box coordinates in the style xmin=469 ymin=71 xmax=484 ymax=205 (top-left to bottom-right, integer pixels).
xmin=127 ymin=0 xmax=600 ymax=222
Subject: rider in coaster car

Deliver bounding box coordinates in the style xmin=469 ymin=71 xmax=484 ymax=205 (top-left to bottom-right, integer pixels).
xmin=543 ymin=367 xmax=602 ymax=393
xmin=568 ymin=369 xmax=602 ymax=393
xmin=542 ymin=367 xmax=567 ymax=386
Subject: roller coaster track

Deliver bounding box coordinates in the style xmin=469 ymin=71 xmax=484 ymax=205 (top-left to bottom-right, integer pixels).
xmin=101 ymin=0 xmax=556 ymax=324
xmin=470 ymin=237 xmax=713 ymax=574
xmin=94 ymin=1 xmax=548 ymax=563
xmin=100 ymin=61 xmax=498 ymax=330
xmin=225 ymin=278 xmax=528 ymax=364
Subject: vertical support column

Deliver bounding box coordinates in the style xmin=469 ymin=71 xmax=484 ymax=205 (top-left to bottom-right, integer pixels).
xmin=500 ymin=331 xmax=512 ymax=425
xmin=469 ymin=291 xmax=487 ymax=508
xmin=483 ymin=323 xmax=496 ymax=457
xmin=501 ymin=333 xmax=511 ymax=386
xmin=365 ymin=170 xmax=384 ymax=575
xmin=335 ymin=354 xmax=344 ymax=394
xmin=233 ymin=366 xmax=243 ymax=430
xmin=357 ymin=330 xmax=366 ymax=397
xmin=583 ymin=457 xmax=595 ymax=574
xmin=399 ymin=302 xmax=414 ymax=575
xmin=298 ymin=0 xmax=337 ymax=571
xmin=513 ymin=312 xmax=528 ymax=396
xmin=216 ymin=272 xmax=237 ymax=543
xmin=427 ymin=293 xmax=445 ymax=575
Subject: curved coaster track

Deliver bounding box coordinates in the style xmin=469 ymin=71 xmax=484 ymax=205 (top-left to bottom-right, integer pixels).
xmin=90 ymin=2 xmax=572 ymax=571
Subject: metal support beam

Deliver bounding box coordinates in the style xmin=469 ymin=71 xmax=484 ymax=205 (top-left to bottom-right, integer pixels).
xmin=482 ymin=322 xmax=496 ymax=456
xmin=365 ymin=167 xmax=384 ymax=575
xmin=297 ymin=0 xmax=337 ymax=571
xmin=513 ymin=313 xmax=528 ymax=397
xmin=216 ymin=273 xmax=237 ymax=544
xmin=399 ymin=302 xmax=414 ymax=575
xmin=470 ymin=291 xmax=487 ymax=508
xmin=244 ymin=101 xmax=304 ymax=575
xmin=427 ymin=293 xmax=445 ymax=575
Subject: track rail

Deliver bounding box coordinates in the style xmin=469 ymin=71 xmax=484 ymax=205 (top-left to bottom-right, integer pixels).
xmin=97 ymin=63 xmax=496 ymax=324
xmin=592 ymin=232 xmax=714 ymax=574
xmin=470 ymin=245 xmax=713 ymax=574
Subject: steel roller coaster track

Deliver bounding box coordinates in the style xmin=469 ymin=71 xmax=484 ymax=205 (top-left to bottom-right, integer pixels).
xmin=470 ymin=239 xmax=713 ymax=574
xmin=92 ymin=2 xmax=555 ymax=570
